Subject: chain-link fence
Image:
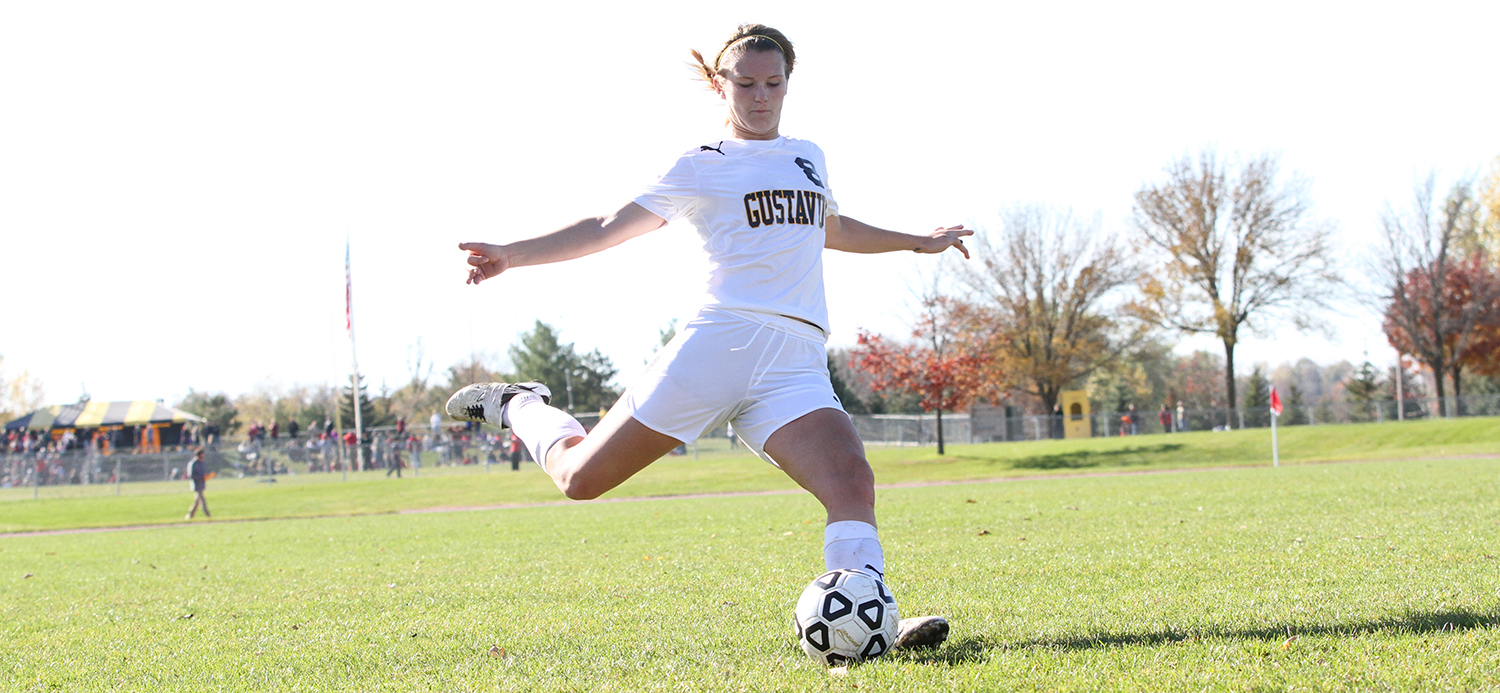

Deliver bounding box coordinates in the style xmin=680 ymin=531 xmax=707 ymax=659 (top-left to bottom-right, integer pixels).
xmin=847 ymin=393 xmax=1500 ymax=445
xmin=1 ymin=446 xmax=225 ymax=498
xmin=7 ymin=393 xmax=1497 ymax=498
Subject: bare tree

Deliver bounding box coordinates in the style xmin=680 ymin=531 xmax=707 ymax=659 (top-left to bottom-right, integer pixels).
xmin=1131 ymin=151 xmax=1339 ymax=428
xmin=0 ymin=355 xmax=47 ymax=424
xmin=1373 ymin=175 xmax=1496 ymax=416
xmin=1479 ymin=156 xmax=1500 ymax=255
xmin=951 ymin=204 xmax=1141 ymax=415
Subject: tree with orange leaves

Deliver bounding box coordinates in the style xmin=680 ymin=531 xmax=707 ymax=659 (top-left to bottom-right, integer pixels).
xmin=850 ymin=297 xmax=991 ymax=455
xmin=1377 ymin=177 xmax=1500 ymax=414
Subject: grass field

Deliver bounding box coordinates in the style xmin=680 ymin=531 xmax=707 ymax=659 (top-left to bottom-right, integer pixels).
xmin=2 ymin=419 xmax=1498 ymax=691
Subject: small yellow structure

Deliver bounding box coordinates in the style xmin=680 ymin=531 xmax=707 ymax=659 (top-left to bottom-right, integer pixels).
xmin=1061 ymin=390 xmax=1091 ymax=439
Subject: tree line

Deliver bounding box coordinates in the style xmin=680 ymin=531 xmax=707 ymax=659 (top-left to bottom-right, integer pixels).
xmin=848 ymin=150 xmax=1500 ymax=440
xmin=173 ymin=321 xmax=622 ymax=438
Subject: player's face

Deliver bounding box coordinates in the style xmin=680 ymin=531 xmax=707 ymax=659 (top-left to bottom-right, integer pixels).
xmin=718 ymin=49 xmax=787 ymax=140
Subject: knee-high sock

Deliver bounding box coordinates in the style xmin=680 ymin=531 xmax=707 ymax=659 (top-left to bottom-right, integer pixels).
xmin=824 ymin=520 xmax=885 ymax=578
xmin=500 ymin=394 xmax=586 ymax=472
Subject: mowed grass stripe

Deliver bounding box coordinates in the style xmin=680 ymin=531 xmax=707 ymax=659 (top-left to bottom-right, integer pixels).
xmin=1 ymin=457 xmax=1496 ymax=691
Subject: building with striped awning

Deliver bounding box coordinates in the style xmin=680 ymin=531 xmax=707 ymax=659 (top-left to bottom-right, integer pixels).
xmin=5 ymin=401 xmax=208 ymax=453
xmin=5 ymin=400 xmax=206 ymax=431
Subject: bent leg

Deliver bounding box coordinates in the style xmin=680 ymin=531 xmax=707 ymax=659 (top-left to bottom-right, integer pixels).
xmin=536 ymin=407 xmax=683 ymax=501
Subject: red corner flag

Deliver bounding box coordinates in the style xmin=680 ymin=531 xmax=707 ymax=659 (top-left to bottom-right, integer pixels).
xmin=1269 ymin=387 xmax=1283 ymax=416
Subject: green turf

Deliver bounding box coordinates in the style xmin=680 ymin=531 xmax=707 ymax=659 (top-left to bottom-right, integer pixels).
xmin=2 ymin=455 xmax=1498 ymax=691
xmin=3 ymin=417 xmax=1497 ymax=533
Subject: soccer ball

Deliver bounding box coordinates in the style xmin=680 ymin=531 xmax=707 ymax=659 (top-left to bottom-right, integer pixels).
xmin=793 ymin=568 xmax=899 ymax=665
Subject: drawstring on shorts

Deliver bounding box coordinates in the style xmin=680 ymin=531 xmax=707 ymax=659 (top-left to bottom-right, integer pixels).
xmin=725 ymin=318 xmax=794 ymax=391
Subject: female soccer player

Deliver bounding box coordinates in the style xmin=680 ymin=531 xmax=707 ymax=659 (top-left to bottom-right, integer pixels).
xmin=448 ymin=24 xmax=970 ymax=652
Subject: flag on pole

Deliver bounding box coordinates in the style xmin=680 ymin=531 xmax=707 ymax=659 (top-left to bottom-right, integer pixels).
xmin=1270 ymin=387 xmax=1283 ymax=416
xmin=344 ymin=239 xmax=353 ymax=334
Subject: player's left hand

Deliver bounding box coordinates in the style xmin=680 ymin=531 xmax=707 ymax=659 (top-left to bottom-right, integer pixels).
xmin=915 ymin=225 xmax=973 ymax=259
xmin=459 ymin=242 xmax=511 ymax=285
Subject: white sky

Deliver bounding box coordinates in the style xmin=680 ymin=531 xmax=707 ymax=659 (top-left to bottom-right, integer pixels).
xmin=3 ymin=1 xmax=1497 ymax=406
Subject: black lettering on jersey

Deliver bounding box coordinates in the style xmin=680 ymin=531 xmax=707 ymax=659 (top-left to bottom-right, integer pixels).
xmin=744 ymin=192 xmax=759 ymax=227
xmin=744 ymin=190 xmax=827 ymax=229
xmin=794 ymin=157 xmax=825 ymax=188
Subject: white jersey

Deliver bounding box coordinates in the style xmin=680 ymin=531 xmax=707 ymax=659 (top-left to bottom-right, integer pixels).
xmin=634 ymin=136 xmax=839 ymax=335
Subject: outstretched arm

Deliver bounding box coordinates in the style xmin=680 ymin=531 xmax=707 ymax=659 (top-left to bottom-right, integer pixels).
xmin=824 ymin=215 xmax=972 ymax=259
xmin=460 ymin=202 xmax=666 ymax=285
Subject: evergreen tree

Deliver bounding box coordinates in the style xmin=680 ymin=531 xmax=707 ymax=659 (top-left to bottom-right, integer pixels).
xmin=508 ymin=321 xmax=619 ymax=413
xmin=1242 ymin=364 xmax=1271 ymax=427
xmin=828 ymin=354 xmax=868 ymax=415
xmin=1344 ymin=359 xmax=1382 ymax=422
xmin=569 ymin=349 xmax=620 ymax=413
xmin=341 ymin=372 xmax=386 ymax=431
xmin=1283 ymin=383 xmax=1305 ymax=426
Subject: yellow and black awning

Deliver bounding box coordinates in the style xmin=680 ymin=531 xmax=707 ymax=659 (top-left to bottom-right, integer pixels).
xmin=4 ymin=401 xmax=208 ymax=431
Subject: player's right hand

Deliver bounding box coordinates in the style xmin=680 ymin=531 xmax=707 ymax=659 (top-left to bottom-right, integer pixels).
xmin=458 ymin=242 xmax=509 ymax=285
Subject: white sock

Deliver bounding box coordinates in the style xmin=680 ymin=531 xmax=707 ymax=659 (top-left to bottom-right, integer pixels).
xmin=501 ymin=394 xmax=586 ymax=472
xmin=824 ymin=520 xmax=885 ymax=578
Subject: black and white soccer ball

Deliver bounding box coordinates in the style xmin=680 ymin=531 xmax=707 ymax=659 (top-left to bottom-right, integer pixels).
xmin=792 ymin=568 xmax=899 ymax=665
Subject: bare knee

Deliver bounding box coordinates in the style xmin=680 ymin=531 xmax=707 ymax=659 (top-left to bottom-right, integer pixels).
xmin=549 ymin=445 xmax=611 ymax=501
xmin=554 ymin=467 xmax=606 ymax=501
xmin=544 ymin=425 xmax=675 ymax=501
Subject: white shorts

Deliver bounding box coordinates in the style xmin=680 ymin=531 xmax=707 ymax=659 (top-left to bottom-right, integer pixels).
xmin=616 ymin=307 xmax=845 ymax=466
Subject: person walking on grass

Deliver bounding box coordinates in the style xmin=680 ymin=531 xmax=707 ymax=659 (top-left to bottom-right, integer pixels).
xmin=185 ymin=448 xmax=210 ymax=519
xmin=446 ymin=24 xmax=969 ymax=654
xmin=386 ymin=439 xmax=404 ymax=478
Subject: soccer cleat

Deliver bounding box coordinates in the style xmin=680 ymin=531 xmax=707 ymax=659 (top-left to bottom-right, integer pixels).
xmin=445 ymin=382 xmax=552 ymax=428
xmin=892 ymin=616 xmax=949 ymax=650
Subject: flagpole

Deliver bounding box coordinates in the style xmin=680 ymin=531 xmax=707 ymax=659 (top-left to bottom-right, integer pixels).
xmin=333 ymin=393 xmax=345 ymax=482
xmin=1271 ymin=411 xmax=1279 ymax=467
xmin=346 ymin=239 xmax=365 ymax=476
xmin=329 ymin=307 xmax=345 ymax=482
xmin=1395 ymin=355 xmax=1404 ymax=421
xmin=1269 ymin=386 xmax=1281 ymax=468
